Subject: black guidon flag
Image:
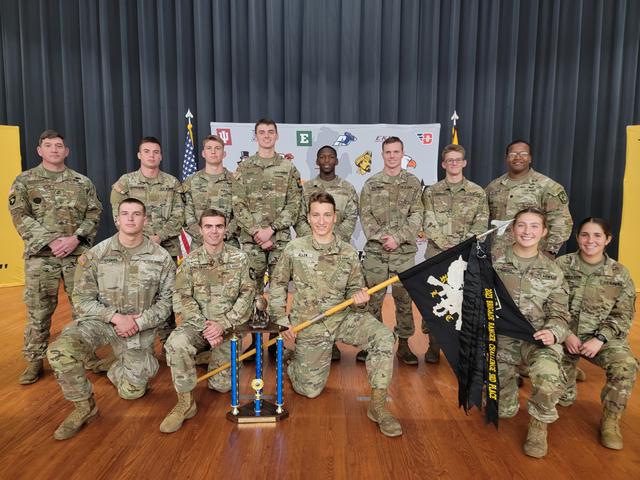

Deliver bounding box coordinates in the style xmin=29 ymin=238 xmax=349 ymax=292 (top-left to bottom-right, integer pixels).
xmin=398 ymin=237 xmax=541 ymax=427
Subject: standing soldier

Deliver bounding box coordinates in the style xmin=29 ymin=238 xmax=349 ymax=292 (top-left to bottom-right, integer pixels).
xmin=111 ymin=136 xmax=184 ymax=343
xmin=9 ymin=129 xmax=102 ymax=384
xmin=271 ymin=192 xmax=401 ymax=437
xmin=295 ymin=145 xmax=359 ymax=361
xmin=47 ymin=198 xmax=175 ymax=440
xmin=358 ymin=137 xmax=423 ymax=364
xmin=160 ymin=209 xmax=255 ymax=433
xmin=232 ymin=119 xmax=302 ymax=355
xmin=421 ymin=144 xmax=488 ymax=363
xmin=485 ymin=139 xmax=572 ymax=259
xmin=183 ymin=135 xmax=239 ymax=249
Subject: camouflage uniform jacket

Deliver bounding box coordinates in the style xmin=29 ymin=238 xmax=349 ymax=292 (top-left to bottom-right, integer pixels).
xmin=111 ymin=169 xmax=184 ymax=256
xmin=296 ymin=175 xmax=359 ymax=242
xmin=269 ymin=235 xmax=367 ymax=332
xmin=232 ymin=153 xmax=302 ymax=244
xmin=183 ymin=168 xmax=238 ymax=246
xmin=9 ymin=164 xmax=102 ymax=258
xmin=422 ymin=177 xmax=488 ymax=256
xmin=173 ymin=244 xmax=255 ymax=331
xmin=72 ymin=234 xmax=175 ymax=344
xmin=485 ymin=168 xmax=572 ymax=254
xmin=360 ymin=169 xmax=423 ymax=255
xmin=556 ymin=252 xmax=636 ymax=341
xmin=493 ymin=247 xmax=571 ymax=343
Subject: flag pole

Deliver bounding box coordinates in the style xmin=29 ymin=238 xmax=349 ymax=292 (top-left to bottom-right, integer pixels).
xmin=196 ymin=275 xmax=399 ymax=383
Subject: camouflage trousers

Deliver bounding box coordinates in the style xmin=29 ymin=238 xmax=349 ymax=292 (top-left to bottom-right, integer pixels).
xmin=497 ymin=335 xmax=565 ymax=423
xmin=362 ymin=249 xmax=415 ymax=339
xmin=241 ymin=241 xmax=287 ymax=294
xmin=164 ymin=324 xmax=234 ymax=393
xmin=47 ymin=320 xmax=159 ymax=401
xmin=157 ymin=256 xmax=179 ymax=343
xmin=288 ymin=311 xmax=395 ymax=398
xmin=561 ymin=339 xmax=638 ymax=413
xmin=23 ymin=255 xmax=78 ymax=361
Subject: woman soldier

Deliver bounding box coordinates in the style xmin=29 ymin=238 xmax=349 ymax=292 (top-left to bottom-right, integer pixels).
xmin=494 ymin=207 xmax=571 ymax=458
xmin=556 ymin=217 xmax=637 ymax=450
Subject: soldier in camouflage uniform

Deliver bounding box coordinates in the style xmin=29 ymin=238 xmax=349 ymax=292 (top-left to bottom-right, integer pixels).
xmin=47 ymin=198 xmax=175 ymax=440
xmin=111 ymin=136 xmax=183 ymax=343
xmin=160 ymin=209 xmax=255 ymax=433
xmin=556 ymin=217 xmax=637 ymax=450
xmin=493 ymin=208 xmax=571 ymax=458
xmin=232 ymin=119 xmax=302 ymax=355
xmin=183 ymin=135 xmax=239 ymax=249
xmin=296 ymin=145 xmax=358 ymax=243
xmin=485 ymin=140 xmax=572 ymax=259
xmin=8 ymin=130 xmax=102 ymax=384
xmin=271 ymin=192 xmax=401 ymax=437
xmin=421 ymin=144 xmax=489 ymax=363
xmin=358 ymin=137 xmax=423 ymax=365
xmin=295 ymin=145 xmax=359 ymax=361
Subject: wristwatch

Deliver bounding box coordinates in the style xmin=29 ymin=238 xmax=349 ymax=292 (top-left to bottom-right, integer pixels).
xmin=594 ymin=333 xmax=608 ymax=343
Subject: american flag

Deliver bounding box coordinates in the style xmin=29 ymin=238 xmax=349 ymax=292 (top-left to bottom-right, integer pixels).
xmin=179 ymin=120 xmax=197 ymax=259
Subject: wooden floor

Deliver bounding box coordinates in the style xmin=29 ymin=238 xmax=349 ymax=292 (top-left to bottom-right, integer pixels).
xmin=0 ymin=286 xmax=639 ymax=480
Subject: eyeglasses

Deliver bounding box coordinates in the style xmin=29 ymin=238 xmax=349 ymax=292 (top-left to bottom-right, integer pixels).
xmin=444 ymin=158 xmax=465 ymax=164
xmin=507 ymin=152 xmax=530 ymax=159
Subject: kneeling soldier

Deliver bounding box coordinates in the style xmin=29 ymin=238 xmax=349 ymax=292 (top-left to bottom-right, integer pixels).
xmin=47 ymin=198 xmax=175 ymax=440
xmin=270 ymin=192 xmax=401 ymax=437
xmin=160 ymin=209 xmax=255 ymax=433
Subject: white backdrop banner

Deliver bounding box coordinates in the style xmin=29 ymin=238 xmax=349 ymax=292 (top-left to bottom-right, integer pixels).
xmin=209 ymin=122 xmax=441 ymax=255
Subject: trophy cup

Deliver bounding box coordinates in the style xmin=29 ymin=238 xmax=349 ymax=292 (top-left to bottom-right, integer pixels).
xmin=226 ymin=295 xmax=289 ymax=423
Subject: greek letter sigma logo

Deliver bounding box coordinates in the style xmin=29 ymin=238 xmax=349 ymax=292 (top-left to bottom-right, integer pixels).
xmin=216 ymin=128 xmax=233 ymax=145
xmin=416 ymin=132 xmax=433 ymax=145
xmin=333 ymin=131 xmax=357 ymax=146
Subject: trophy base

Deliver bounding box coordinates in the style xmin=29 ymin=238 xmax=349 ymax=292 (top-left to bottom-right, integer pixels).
xmin=226 ymin=400 xmax=289 ymax=424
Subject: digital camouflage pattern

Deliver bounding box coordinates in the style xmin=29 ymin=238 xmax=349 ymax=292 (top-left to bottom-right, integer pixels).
xmin=422 ymin=177 xmax=489 ymax=258
xmin=296 ymin=176 xmax=358 ymax=243
xmin=183 ymin=168 xmax=239 ymax=248
xmin=47 ymin=235 xmax=175 ymax=401
xmin=232 ymin=154 xmax=302 ymax=291
xmin=556 ymin=252 xmax=638 ymax=412
xmin=269 ymin=235 xmax=395 ymax=397
xmin=166 ymin=244 xmax=254 ymax=393
xmin=485 ymin=168 xmax=572 ymax=257
xmin=359 ymin=169 xmax=423 ymax=338
xmin=494 ymin=248 xmax=572 ymax=422
xmin=111 ymin=169 xmax=184 ymax=256
xmin=9 ymin=164 xmax=102 ymax=361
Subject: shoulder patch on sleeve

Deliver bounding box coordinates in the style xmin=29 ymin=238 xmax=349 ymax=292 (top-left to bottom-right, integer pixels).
xmin=557 ymin=191 xmax=568 ymax=204
xmin=9 ymin=194 xmax=16 ymax=206
xmin=112 ymin=180 xmax=127 ymax=195
xmin=77 ymin=254 xmax=88 ymax=267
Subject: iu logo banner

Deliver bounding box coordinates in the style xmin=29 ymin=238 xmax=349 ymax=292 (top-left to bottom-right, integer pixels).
xmin=216 ymin=128 xmax=233 ymax=145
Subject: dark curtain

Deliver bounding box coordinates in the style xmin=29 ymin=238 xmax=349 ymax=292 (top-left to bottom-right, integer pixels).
xmin=1 ymin=0 xmax=639 ymax=255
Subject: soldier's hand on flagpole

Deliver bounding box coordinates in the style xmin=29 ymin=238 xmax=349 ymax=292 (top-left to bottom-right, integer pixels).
xmin=533 ymin=329 xmax=556 ymax=346
xmin=352 ymin=288 xmax=370 ymax=306
xmin=282 ymin=326 xmax=296 ymax=342
xmin=564 ymin=333 xmax=582 ymax=354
